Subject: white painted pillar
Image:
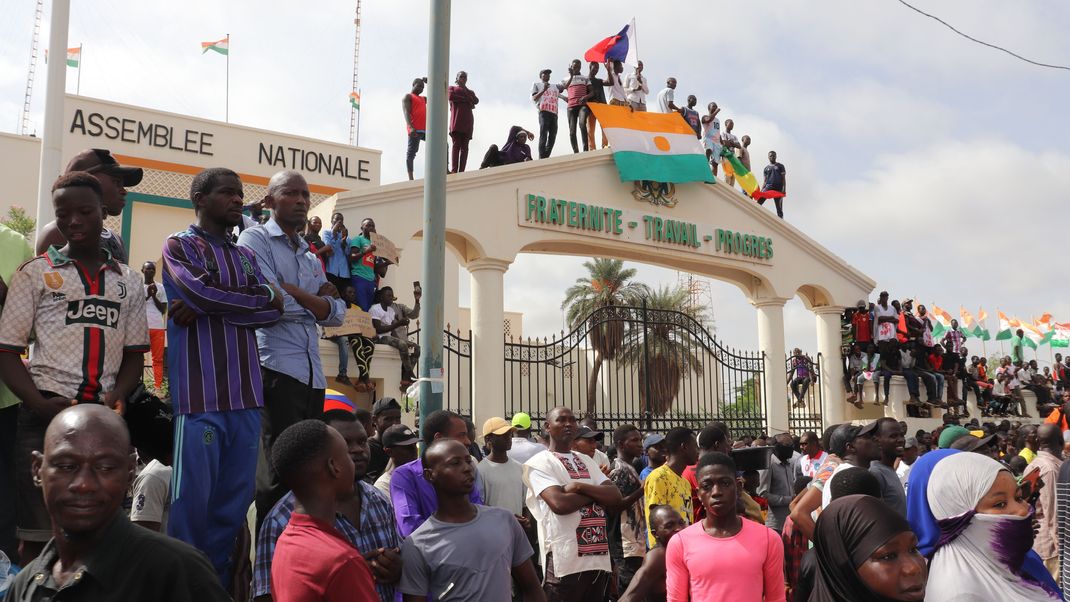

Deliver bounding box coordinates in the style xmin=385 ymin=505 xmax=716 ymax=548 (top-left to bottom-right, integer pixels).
xmin=814 ymin=307 xmax=846 ymax=428
xmin=468 ymin=258 xmax=510 ymax=429
xmin=754 ymin=298 xmax=789 ymax=435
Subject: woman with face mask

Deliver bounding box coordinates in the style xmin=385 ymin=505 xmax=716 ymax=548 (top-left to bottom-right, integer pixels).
xmin=809 ymin=494 xmax=927 ymax=601
xmin=923 ymin=452 xmax=1061 ymax=601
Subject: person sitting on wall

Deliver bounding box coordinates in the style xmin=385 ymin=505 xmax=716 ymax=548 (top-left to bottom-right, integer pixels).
xmin=481 ymin=126 xmax=535 ymax=169
xmin=369 ymin=285 xmax=421 ymax=390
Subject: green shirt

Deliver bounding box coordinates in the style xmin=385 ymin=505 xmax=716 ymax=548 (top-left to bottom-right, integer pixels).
xmin=0 ymin=223 xmax=33 ymax=410
xmin=349 ymin=234 xmax=375 ymax=280
xmin=1011 ymin=335 xmax=1023 ymax=363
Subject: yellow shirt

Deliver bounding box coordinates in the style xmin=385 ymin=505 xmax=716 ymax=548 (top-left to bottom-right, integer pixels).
xmin=1019 ymin=447 xmax=1036 ymax=464
xmin=644 ymin=464 xmax=693 ymax=547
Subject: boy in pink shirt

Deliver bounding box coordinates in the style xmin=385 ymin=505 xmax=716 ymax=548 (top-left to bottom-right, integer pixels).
xmin=665 ymin=452 xmax=786 ymax=602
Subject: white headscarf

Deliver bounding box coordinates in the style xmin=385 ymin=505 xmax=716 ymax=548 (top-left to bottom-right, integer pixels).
xmin=924 ymin=452 xmax=1058 ymax=601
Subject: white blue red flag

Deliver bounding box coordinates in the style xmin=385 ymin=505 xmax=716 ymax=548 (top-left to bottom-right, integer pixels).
xmin=584 ymin=19 xmax=638 ymax=66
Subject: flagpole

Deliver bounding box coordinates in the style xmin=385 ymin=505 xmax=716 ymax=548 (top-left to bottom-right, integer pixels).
xmin=356 ymin=88 xmax=361 ymax=145
xmin=76 ymin=43 xmax=82 ymax=95
xmin=225 ymin=34 xmax=230 ymax=123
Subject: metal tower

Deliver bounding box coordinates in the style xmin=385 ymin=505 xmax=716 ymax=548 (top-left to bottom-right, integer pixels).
xmin=20 ymin=0 xmax=45 ymax=135
xmin=348 ymin=0 xmax=363 ymax=146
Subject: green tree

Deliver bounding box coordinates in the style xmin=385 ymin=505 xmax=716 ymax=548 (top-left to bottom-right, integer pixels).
xmin=719 ymin=375 xmax=765 ymax=436
xmin=618 ymin=285 xmax=706 ymax=415
xmin=1 ymin=206 xmax=36 ymax=239
xmin=561 ymin=258 xmax=650 ymax=417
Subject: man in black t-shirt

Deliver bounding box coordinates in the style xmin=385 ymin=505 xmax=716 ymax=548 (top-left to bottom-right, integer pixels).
xmin=760 ymin=150 xmax=787 ymax=218
xmin=365 ymin=397 xmax=403 ymax=482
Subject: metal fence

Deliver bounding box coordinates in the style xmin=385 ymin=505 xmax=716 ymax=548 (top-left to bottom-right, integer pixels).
xmin=409 ymin=327 xmax=473 ymax=418
xmin=504 ymin=303 xmax=767 ymax=436
xmin=787 ymin=352 xmax=824 ymax=435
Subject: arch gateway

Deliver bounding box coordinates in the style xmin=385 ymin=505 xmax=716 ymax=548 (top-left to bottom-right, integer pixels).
xmin=314 ymin=149 xmax=875 ymax=434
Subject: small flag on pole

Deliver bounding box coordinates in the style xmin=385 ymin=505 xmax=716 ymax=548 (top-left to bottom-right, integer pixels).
xmin=201 ymin=37 xmax=229 ymax=55
xmin=66 ymin=47 xmax=80 ymax=67
xmin=349 ymin=91 xmax=361 ymax=110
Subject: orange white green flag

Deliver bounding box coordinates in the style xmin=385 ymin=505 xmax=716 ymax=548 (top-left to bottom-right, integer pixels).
xmin=201 ymin=37 xmax=229 ymax=55
xmin=586 ymin=103 xmax=713 ymax=183
xmin=930 ymin=304 xmax=953 ymax=337
xmin=974 ymin=308 xmax=991 ymax=340
xmin=349 ymin=91 xmax=361 ymax=110
xmin=1052 ymin=323 xmax=1070 ymax=348
xmin=996 ymin=311 xmax=1014 ymax=341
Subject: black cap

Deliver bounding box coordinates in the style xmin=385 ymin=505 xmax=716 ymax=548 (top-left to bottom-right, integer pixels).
xmin=855 ymin=421 xmax=879 ymax=439
xmin=64 ymin=148 xmax=143 ymax=187
xmin=382 ymin=424 xmax=420 ymax=448
xmin=576 ymin=426 xmax=603 ymax=441
xmin=372 ymin=397 xmax=401 ymax=416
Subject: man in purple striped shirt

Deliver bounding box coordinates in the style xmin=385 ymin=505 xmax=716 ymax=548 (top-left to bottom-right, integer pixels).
xmin=162 ymin=167 xmax=283 ymax=588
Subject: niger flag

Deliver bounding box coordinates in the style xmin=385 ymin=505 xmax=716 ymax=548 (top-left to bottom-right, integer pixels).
xmin=587 ymin=103 xmax=713 ymax=184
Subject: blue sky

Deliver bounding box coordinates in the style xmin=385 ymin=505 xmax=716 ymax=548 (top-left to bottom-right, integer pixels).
xmin=2 ymin=0 xmax=1068 ymax=357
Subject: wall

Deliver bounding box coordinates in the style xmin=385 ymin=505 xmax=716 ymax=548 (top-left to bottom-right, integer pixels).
xmin=0 ymin=94 xmax=382 ymax=261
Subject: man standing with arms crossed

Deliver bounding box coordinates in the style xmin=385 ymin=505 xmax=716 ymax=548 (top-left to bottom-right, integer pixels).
xmin=524 ymin=407 xmax=622 ymax=601
xmin=163 ymin=167 xmax=283 ymax=585
xmin=531 ymin=68 xmax=568 ymax=159
xmin=238 ymin=170 xmax=346 ymax=525
xmin=402 ymin=77 xmax=427 ymax=180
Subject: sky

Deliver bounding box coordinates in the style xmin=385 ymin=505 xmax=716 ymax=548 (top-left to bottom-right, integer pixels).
xmin=2 ymin=0 xmax=1069 ymax=358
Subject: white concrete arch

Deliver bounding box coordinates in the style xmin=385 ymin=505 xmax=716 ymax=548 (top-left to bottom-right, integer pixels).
xmin=313 ymin=149 xmax=875 ymax=431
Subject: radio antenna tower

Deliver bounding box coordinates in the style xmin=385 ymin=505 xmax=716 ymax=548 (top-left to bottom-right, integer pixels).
xmin=20 ymin=0 xmax=45 ymax=135
xmin=677 ymin=272 xmax=716 ymax=330
xmin=348 ymin=0 xmax=363 ymax=146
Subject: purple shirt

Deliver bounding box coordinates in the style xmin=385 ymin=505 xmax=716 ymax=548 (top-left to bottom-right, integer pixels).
xmin=163 ymin=225 xmax=281 ymax=414
xmin=390 ymin=457 xmax=483 ymax=538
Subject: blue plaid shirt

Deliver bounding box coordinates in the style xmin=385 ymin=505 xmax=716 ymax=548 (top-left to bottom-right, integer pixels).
xmin=253 ymin=481 xmax=400 ymax=601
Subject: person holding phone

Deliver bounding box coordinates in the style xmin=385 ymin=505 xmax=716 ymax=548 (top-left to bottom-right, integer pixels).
xmin=369 ymin=284 xmax=421 ymax=389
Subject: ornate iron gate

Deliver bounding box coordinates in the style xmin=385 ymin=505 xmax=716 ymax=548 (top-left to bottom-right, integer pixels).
xmin=504 ymin=303 xmax=767 ymax=436
xmin=409 ymin=327 xmax=473 ymax=418
xmin=787 ymin=351 xmax=823 ymax=435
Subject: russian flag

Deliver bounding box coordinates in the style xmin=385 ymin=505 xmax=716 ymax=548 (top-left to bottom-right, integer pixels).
xmin=584 ymin=19 xmax=638 ymax=66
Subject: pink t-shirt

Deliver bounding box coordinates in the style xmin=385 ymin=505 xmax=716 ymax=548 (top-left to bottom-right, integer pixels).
xmin=665 ymin=518 xmax=786 ymax=602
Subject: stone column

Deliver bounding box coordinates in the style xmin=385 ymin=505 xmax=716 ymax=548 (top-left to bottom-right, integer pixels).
xmin=754 ymin=298 xmax=789 ymax=435
xmin=814 ymin=306 xmax=846 ymax=427
xmin=468 ymin=258 xmax=510 ymax=428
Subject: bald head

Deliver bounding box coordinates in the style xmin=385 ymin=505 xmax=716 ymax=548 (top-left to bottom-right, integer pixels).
xmin=422 ymin=438 xmax=475 ymax=496
xmin=1037 ymin=423 xmax=1063 ymax=453
xmin=266 ymin=170 xmax=306 ymax=198
xmin=45 ymin=403 xmax=130 ymax=454
xmin=35 ymin=405 xmax=136 ymax=538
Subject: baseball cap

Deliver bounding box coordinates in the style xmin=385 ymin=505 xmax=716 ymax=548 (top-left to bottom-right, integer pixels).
xmin=951 ymin=433 xmax=996 ymax=453
xmin=372 ymin=397 xmax=401 ymax=416
xmin=904 ymin=436 xmax=918 ymax=449
xmin=382 ymin=424 xmax=419 ymax=448
xmin=643 ymin=433 xmax=665 ymax=450
xmin=511 ymin=412 xmax=532 ymax=430
xmin=540 ymin=68 xmax=552 ymax=75
xmin=482 ymin=417 xmax=515 ymax=438
xmin=938 ymin=425 xmax=971 ymax=449
xmin=854 ymin=420 xmax=879 ymax=439
xmin=576 ymin=426 xmax=603 ymax=441
xmin=64 ymin=148 xmax=143 ymax=187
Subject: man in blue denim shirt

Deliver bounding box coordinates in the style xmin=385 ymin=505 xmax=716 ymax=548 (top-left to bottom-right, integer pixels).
xmin=237 ymin=170 xmax=346 ymax=525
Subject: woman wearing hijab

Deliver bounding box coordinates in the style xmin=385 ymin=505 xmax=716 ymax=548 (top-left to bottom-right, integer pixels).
xmin=480 ymin=126 xmax=534 ymax=169
xmin=809 ymin=494 xmax=926 ymax=601
xmin=923 ymin=452 xmax=1060 ymax=601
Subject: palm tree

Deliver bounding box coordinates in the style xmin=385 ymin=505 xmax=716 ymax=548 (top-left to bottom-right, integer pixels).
xmin=618 ymin=285 xmax=705 ymax=415
xmin=561 ymin=259 xmax=650 ymax=417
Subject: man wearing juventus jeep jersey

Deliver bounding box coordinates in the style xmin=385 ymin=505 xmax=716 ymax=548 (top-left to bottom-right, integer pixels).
xmin=0 ymin=172 xmax=148 ymax=565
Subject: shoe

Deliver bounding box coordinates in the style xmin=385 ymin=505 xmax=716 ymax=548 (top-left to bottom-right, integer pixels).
xmin=853 ymin=400 xmax=865 ymax=409
xmin=847 ymin=393 xmax=858 ymax=403
xmin=908 ymin=395 xmax=921 ymax=404
xmin=335 ymin=375 xmax=353 ymax=387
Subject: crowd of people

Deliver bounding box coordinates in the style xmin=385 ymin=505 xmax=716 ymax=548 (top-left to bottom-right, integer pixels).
xmin=841 ymin=292 xmax=1066 ymax=420
xmin=401 ymin=62 xmax=790 ymax=217
xmin=6 ymin=147 xmax=1070 ymax=602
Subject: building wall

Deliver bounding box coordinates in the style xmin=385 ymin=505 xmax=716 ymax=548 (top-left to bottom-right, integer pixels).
xmin=0 ymin=94 xmax=382 ymax=265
